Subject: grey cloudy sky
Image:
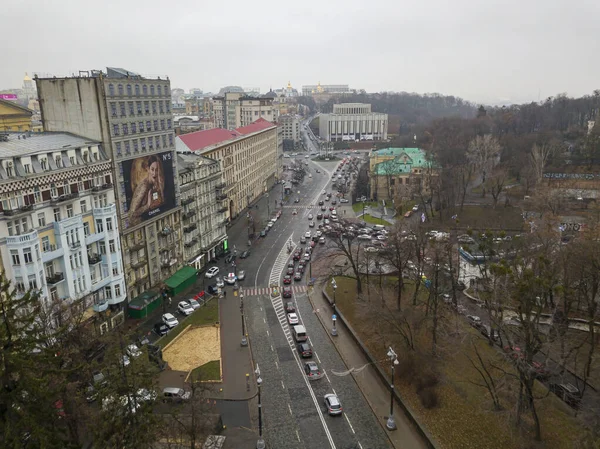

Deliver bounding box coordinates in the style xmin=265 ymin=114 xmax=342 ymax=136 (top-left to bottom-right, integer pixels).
xmin=3 ymin=0 xmax=599 ymax=104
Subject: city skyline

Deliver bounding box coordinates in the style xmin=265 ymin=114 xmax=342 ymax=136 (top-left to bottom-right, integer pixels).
xmin=2 ymin=0 xmax=598 ymax=106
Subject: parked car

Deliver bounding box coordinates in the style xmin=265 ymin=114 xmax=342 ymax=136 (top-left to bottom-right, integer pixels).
xmin=297 ymin=342 xmax=313 ymax=358
xmin=240 ymin=250 xmax=250 ymax=259
xmin=324 ymin=393 xmax=343 ymax=415
xmin=177 ymin=301 xmax=194 ymax=316
xmin=207 ymin=284 xmax=218 ymax=295
xmin=304 ymin=361 xmax=323 ymax=379
xmin=187 ymin=298 xmax=200 ymax=309
xmin=304 ymin=231 xmax=312 ymax=238
xmin=282 ymin=286 xmax=293 ymax=298
xmin=237 ymin=270 xmax=246 ymax=281
xmin=300 ymin=236 xmax=307 ymax=244
xmin=340 ymin=198 xmax=349 ymax=203
xmin=162 ymin=387 xmax=191 ymax=403
xmin=467 ymin=315 xmax=482 ymax=327
xmin=260 ymin=230 xmax=266 ymax=237
xmin=154 ymin=322 xmax=169 ymax=336
xmin=479 ymin=324 xmax=499 ymax=341
xmin=225 ymin=254 xmax=235 ymax=264
xmin=549 ymin=383 xmax=582 ymax=408
xmin=294 ymin=272 xmax=303 ymax=281
xmin=126 ymin=344 xmax=142 ymax=358
xmin=287 ymin=313 xmax=299 ymax=325
xmin=162 ymin=313 xmax=179 ymax=329
xmin=205 ymin=267 xmax=219 ymax=278
xmin=215 ymin=277 xmax=225 ymax=288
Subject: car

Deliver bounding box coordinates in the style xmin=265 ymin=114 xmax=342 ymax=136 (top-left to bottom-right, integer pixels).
xmin=357 ymin=234 xmax=371 ymax=240
xmin=340 ymin=198 xmax=349 ymax=203
xmin=292 ymin=209 xmax=298 ymax=215
xmin=377 ymin=235 xmax=388 ymax=241
xmin=321 ymin=190 xmax=326 ymax=195
xmin=286 ymin=266 xmax=295 ymax=275
xmin=300 ymin=236 xmax=307 ymax=244
xmin=162 ymin=313 xmax=179 ymax=328
xmin=240 ymin=250 xmax=250 ymax=259
xmin=503 ymin=345 xmax=524 ymax=360
xmin=154 ymin=322 xmax=169 ymax=336
xmin=304 ymin=231 xmax=312 ymax=238
xmin=323 ymin=213 xmax=329 ymax=219
xmin=331 ymin=200 xmax=337 ymax=205
xmin=225 ymin=273 xmax=237 ymax=285
xmin=324 ymin=219 xmax=330 ymax=225
xmin=207 ymin=284 xmax=218 ymax=295
xmin=260 ymin=230 xmax=266 ymax=237
xmin=237 ymin=270 xmax=246 ymax=281
xmin=309 ymin=221 xmax=315 ymax=228
xmin=121 ymin=354 xmax=131 ymax=367
xmin=412 ymin=205 xmax=419 ymax=212
xmin=162 ymin=387 xmax=192 ymax=403
xmin=324 ymin=393 xmax=343 ymax=415
xmin=126 ymin=344 xmax=142 ymax=358
xmin=319 ymin=237 xmax=325 ymax=244
xmin=310 ymin=240 xmax=316 ymax=248
xmin=549 ymin=383 xmax=582 ymax=408
xmin=294 ymin=198 xmax=300 ymax=203
xmin=178 ymin=301 xmax=194 ymax=316
xmin=457 ymin=234 xmax=474 ymax=244
xmin=293 ymin=251 xmax=302 ymax=261
xmin=285 ymin=301 xmax=295 ymax=312
xmin=288 ymin=261 xmax=295 ymax=268
xmin=316 ymin=230 xmax=322 ymax=237
xmin=297 ymin=342 xmax=313 ymax=358
xmin=287 ymin=313 xmax=299 ymax=325
xmin=297 ymin=262 xmax=305 ymax=273
xmin=215 ymin=277 xmax=225 ymax=288
xmin=321 ymin=206 xmax=326 ymax=211
xmin=316 ymin=169 xmax=320 ymax=173
xmin=304 ymin=254 xmax=310 ymax=262
xmin=187 ymin=298 xmax=200 ymax=309
xmin=304 ymin=361 xmax=323 ymax=379
xmin=205 ymin=267 xmax=219 ymax=278
xmin=479 ymin=324 xmax=499 ymax=341
xmin=364 ymin=246 xmax=378 ymax=253
xmin=318 ymin=200 xmax=324 ymax=206
xmin=224 ymin=254 xmax=235 ymax=264
xmin=283 ymin=275 xmax=293 ymax=284
xmin=317 ymin=213 xmax=323 ymax=220
xmin=467 ymin=315 xmax=482 ymax=327
xmin=308 ymin=214 xmax=313 ymax=220
xmin=282 ymin=286 xmax=293 ymax=298
xmin=294 ymin=272 xmax=303 ymax=281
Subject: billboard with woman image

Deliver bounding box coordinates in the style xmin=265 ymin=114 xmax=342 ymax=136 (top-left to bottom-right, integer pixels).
xmin=122 ymin=151 xmax=176 ymax=227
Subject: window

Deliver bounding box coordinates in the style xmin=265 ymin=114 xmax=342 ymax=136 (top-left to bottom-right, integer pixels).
xmin=28 ymin=275 xmax=38 ymax=291
xmin=105 ymin=286 xmax=113 ymax=299
xmin=113 ymin=124 xmax=120 ymax=136
xmin=110 ymin=103 xmax=117 ymax=116
xmin=155 ymin=136 xmax=160 ymax=149
xmin=166 ymin=102 xmax=170 ymax=113
xmin=153 ymin=120 xmax=158 ymax=130
xmin=167 ymin=119 xmax=172 ymax=129
xmin=15 ymin=278 xmax=25 ymax=293
xmin=133 ymin=139 xmax=139 ymax=153
xmin=55 ymin=155 xmax=62 ymax=168
xmin=83 ymin=221 xmax=90 ymax=236
xmin=66 ymin=205 xmax=73 ymax=218
xmin=128 ymin=102 xmax=134 ymax=115
xmin=144 ymin=101 xmax=150 ymax=114
xmin=109 ymin=240 xmax=116 ymax=253
xmin=96 ymin=219 xmax=104 ymax=232
xmin=162 ymin=135 xmax=167 ymax=147
xmin=10 ymin=250 xmax=20 ymax=265
xmin=99 ymin=241 xmax=106 ymax=254
xmin=168 ymin=134 xmax=173 ymax=146
xmin=125 ymin=141 xmax=131 ymax=154
xmin=53 ymin=208 xmax=61 ymax=222
xmin=141 ymin=137 xmax=146 ymax=150
xmin=69 ymin=156 xmax=75 ymax=165
xmin=131 ymin=122 xmax=136 ymax=134
xmin=24 ymin=163 xmax=31 ymax=174
xmin=150 ymin=85 xmax=155 ymax=96
xmin=115 ymin=283 xmax=121 ymax=297
xmin=69 ymin=254 xmax=75 ymax=269
xmin=40 ymin=158 xmax=48 ymax=171
xmin=160 ymin=119 xmax=165 ymax=130
xmin=118 ymin=84 xmax=124 ymax=95
xmin=122 ymin=123 xmax=128 ymax=135
xmin=78 ymin=178 xmax=84 ymax=192
xmin=148 ymin=138 xmax=154 ymax=150
xmin=63 ymin=180 xmax=70 ymax=195
xmin=106 ymin=217 xmax=113 ymax=231
xmin=108 ymin=84 xmax=115 ymax=96
xmin=135 ymin=84 xmax=140 ymax=96
xmin=159 ymin=102 xmax=164 ymax=113
xmin=139 ymin=121 xmax=144 ymax=132
xmin=37 ymin=212 xmax=45 ymax=227
xmin=116 ymin=142 xmax=122 ymax=156
xmin=146 ymin=120 xmax=151 ymax=131
xmin=157 ymin=85 xmax=162 ymax=96
xmin=41 ymin=236 xmax=50 ymax=252
xmin=119 ymin=102 xmax=125 ymax=116
xmin=126 ymin=84 xmax=132 ymax=96
xmin=152 ymin=101 xmax=157 ymax=114
xmin=23 ymin=248 xmax=33 ymax=264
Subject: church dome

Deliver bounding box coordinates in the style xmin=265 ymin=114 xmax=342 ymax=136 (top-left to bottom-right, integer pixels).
xmin=24 ymin=72 xmax=32 ymax=82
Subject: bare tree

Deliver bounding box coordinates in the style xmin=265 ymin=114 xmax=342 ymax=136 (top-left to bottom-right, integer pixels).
xmin=529 ymin=142 xmax=555 ymax=186
xmin=466 ymin=134 xmax=502 ymax=185
xmin=379 ymin=224 xmax=413 ymax=310
xmin=324 ymin=220 xmax=365 ymax=294
xmin=484 ymin=167 xmax=508 ymax=209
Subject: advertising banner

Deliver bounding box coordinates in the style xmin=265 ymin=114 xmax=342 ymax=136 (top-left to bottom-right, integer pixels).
xmin=0 ymin=94 xmax=18 ymax=100
xmin=122 ymin=151 xmax=176 ymax=227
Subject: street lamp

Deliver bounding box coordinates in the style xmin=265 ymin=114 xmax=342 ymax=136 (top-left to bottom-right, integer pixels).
xmin=240 ymin=292 xmax=247 ymax=347
xmin=386 ymin=347 xmax=399 ymax=431
xmin=255 ymin=364 xmax=265 ymax=449
xmin=266 ymin=192 xmax=270 ymax=217
xmin=331 ymin=278 xmax=337 ymax=310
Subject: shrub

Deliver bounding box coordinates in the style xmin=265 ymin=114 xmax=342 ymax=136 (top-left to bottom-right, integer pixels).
xmin=418 ymin=387 xmax=439 ymax=409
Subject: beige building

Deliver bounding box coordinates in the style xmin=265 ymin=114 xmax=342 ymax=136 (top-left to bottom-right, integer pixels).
xmin=0 ymin=132 xmax=126 ymax=331
xmin=213 ymin=92 xmax=277 ymax=130
xmin=177 ymin=153 xmax=228 ymax=269
xmin=36 ymin=67 xmax=182 ymax=301
xmin=176 ymin=118 xmax=278 ymax=220
xmin=279 ymin=114 xmax=301 ymax=144
xmin=320 ymin=103 xmax=388 ymax=142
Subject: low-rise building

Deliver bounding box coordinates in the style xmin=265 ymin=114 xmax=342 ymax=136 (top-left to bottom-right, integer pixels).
xmin=279 ymin=114 xmax=301 ymax=146
xmin=176 ymin=118 xmax=278 ymax=220
xmin=0 ymin=132 xmax=126 ymax=330
xmin=0 ymin=99 xmax=34 ymax=132
xmin=178 ymin=153 xmax=228 ymax=269
xmin=213 ymin=92 xmax=277 ymax=130
xmin=319 ymin=103 xmax=387 ymax=142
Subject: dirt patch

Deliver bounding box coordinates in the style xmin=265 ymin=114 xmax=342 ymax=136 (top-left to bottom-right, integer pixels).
xmin=163 ymin=325 xmax=221 ymax=373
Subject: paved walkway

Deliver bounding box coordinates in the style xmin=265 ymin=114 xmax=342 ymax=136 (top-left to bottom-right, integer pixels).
xmin=308 ymin=285 xmax=428 ymax=449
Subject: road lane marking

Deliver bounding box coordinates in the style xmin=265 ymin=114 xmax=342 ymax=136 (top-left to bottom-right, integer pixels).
xmin=344 ymin=415 xmax=355 ymax=434
xmin=315 ymin=351 xmax=321 ymax=363
xmin=324 ymin=371 xmax=331 ymax=383
xmin=296 ymin=430 xmax=301 ymax=442
xmin=275 ymin=361 xmax=279 ymax=369
xmin=270 ymin=345 xmax=274 ymax=352
xmin=288 ymin=403 xmax=293 ymax=415
xmin=332 ymin=388 xmax=337 ymax=395
xmin=357 ymin=442 xmax=363 ymax=449
xmin=281 ymin=380 xmax=285 ymax=389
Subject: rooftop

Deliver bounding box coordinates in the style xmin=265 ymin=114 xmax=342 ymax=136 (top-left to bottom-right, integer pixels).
xmin=372 ymin=148 xmax=431 ymax=175
xmin=372 ymin=147 xmax=424 ymax=158
xmin=236 ymin=118 xmax=277 ymax=135
xmin=0 ymin=132 xmax=101 ymax=158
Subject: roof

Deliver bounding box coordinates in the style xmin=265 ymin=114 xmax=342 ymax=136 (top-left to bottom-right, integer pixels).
xmin=236 ymin=118 xmax=276 ymax=135
xmin=263 ymin=90 xmax=277 ymax=98
xmin=372 ymin=148 xmax=431 ymax=175
xmin=374 ymin=159 xmax=414 ymax=175
xmin=178 ymin=128 xmax=241 ymax=152
xmin=372 ymin=147 xmax=424 ymax=158
xmin=0 ymin=132 xmax=101 ymax=158
xmin=106 ymin=67 xmax=140 ymax=78
xmin=0 ymin=98 xmax=34 ymax=116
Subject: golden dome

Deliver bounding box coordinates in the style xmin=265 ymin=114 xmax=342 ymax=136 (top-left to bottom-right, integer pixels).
xmin=287 ymin=81 xmax=292 ymax=89
xmin=23 ymin=72 xmax=32 ymax=81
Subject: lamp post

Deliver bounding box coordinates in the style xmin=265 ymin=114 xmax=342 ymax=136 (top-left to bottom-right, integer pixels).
xmin=240 ymin=292 xmax=247 ymax=347
xmin=386 ymin=347 xmax=399 ymax=431
xmin=255 ymin=364 xmax=265 ymax=449
xmin=266 ymin=192 xmax=270 ymax=218
xmin=331 ymin=278 xmax=337 ymax=311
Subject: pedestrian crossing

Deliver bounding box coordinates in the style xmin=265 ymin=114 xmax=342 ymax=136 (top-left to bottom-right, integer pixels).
xmin=283 ymin=205 xmax=316 ymax=209
xmin=242 ymin=285 xmax=307 ymax=296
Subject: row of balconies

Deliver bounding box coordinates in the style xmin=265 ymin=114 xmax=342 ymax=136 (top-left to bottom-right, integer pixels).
xmin=3 ymin=204 xmax=33 ymax=216
xmin=183 ymin=224 xmax=197 ymax=234
xmin=51 ymin=192 xmax=79 ymax=204
xmin=91 ymin=183 xmax=113 ymax=192
xmin=181 ymin=197 xmax=194 ymax=206
xmin=182 ymin=210 xmax=196 ymax=220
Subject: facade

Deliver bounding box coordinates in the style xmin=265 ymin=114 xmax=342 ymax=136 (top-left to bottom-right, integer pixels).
xmin=0 ymin=99 xmax=34 ymax=132
xmin=319 ymin=103 xmax=388 ymax=142
xmin=369 ymin=147 xmax=434 ymax=201
xmin=213 ymin=92 xmax=277 ymax=130
xmin=0 ymin=132 xmax=126 ymax=329
xmin=177 ymin=153 xmax=228 ymax=269
xmin=36 ymin=67 xmax=182 ymax=301
xmin=279 ymin=114 xmax=301 ymax=146
xmin=274 ymin=82 xmax=299 ymax=98
xmin=22 ymin=73 xmax=37 ymax=101
xmin=302 ymin=83 xmax=350 ymax=96
xmin=176 ymin=118 xmax=278 ymax=220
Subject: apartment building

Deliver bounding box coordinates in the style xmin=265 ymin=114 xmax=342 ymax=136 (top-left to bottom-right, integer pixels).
xmin=213 ymin=92 xmax=277 ymax=130
xmin=319 ymin=103 xmax=388 ymax=142
xmin=279 ymin=114 xmax=301 ymax=145
xmin=0 ymin=132 xmax=125 ymax=329
xmin=178 ymin=153 xmax=228 ymax=269
xmin=176 ymin=118 xmax=278 ymax=220
xmin=36 ymin=68 xmax=181 ymax=301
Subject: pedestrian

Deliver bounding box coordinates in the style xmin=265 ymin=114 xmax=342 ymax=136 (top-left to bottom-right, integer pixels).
xmin=168 ymin=296 xmax=172 ymax=306
xmin=223 ymin=290 xmax=227 ymax=298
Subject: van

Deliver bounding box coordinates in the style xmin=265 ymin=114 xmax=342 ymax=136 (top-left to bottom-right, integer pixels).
xmin=162 ymin=387 xmax=191 ymax=403
xmin=293 ymin=325 xmax=308 ymax=342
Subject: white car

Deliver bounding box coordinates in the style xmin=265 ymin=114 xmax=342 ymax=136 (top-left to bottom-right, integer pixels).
xmin=364 ymin=246 xmax=379 ymax=253
xmin=215 ymin=277 xmax=225 ymax=288
xmin=305 ymin=155 xmax=310 ymax=158
xmin=237 ymin=270 xmax=246 ymax=280
xmin=187 ymin=298 xmax=200 ymax=309
xmin=178 ymin=301 xmax=194 ymax=316
xmin=225 ymin=273 xmax=237 ymax=285
xmin=162 ymin=313 xmax=179 ymax=329
xmin=205 ymin=267 xmax=219 ymax=278
xmin=126 ymin=344 xmax=142 ymax=358
xmin=305 ymin=231 xmax=312 ymax=238
xmin=357 ymin=234 xmax=371 ymax=240
xmin=319 ymin=237 xmax=325 ymax=244
xmin=309 ymin=221 xmax=315 ymax=227
xmin=339 ymin=199 xmax=349 ymax=203
xmin=308 ymin=214 xmax=313 ymax=220
xmin=287 ymin=313 xmax=299 ymax=325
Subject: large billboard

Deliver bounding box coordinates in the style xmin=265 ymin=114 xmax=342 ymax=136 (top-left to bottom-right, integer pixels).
xmin=0 ymin=94 xmax=17 ymax=100
xmin=122 ymin=151 xmax=176 ymax=228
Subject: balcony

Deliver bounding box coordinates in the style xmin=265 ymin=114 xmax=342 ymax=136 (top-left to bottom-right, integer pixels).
xmin=216 ymin=194 xmax=228 ymax=201
xmin=161 ymin=258 xmax=178 ymax=269
xmin=160 ymin=227 xmax=173 ymax=236
xmin=131 ymin=258 xmax=147 ymax=269
xmin=88 ymin=254 xmax=102 ymax=265
xmin=218 ymin=207 xmax=228 ymax=213
xmin=129 ymin=241 xmax=145 ymax=252
xmin=184 ymin=224 xmax=197 ymax=234
xmin=3 ymin=204 xmax=34 ymax=216
xmin=181 ymin=197 xmax=194 ymax=206
xmin=134 ymin=275 xmax=149 ymax=287
xmin=215 ymin=182 xmax=226 ymax=190
xmin=182 ymin=210 xmax=196 ymax=220
xmin=184 ymin=238 xmax=198 ymax=248
xmin=70 ymin=241 xmax=82 ymax=250
xmin=92 ymin=300 xmax=109 ymax=313
xmin=46 ymin=272 xmax=65 ymax=285
xmin=91 ymin=183 xmax=113 ymax=193
xmin=51 ymin=192 xmax=79 ymax=204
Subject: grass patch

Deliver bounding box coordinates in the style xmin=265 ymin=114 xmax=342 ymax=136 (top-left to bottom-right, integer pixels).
xmin=361 ymin=214 xmax=391 ymax=226
xmin=190 ymin=360 xmax=221 ymax=382
xmin=159 ymin=300 xmax=219 ymax=347
xmin=452 ymin=205 xmax=525 ymax=230
xmin=352 ymin=201 xmax=379 ymax=213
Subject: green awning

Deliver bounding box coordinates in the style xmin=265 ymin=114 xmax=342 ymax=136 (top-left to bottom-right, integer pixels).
xmin=165 ymin=266 xmax=198 ymax=294
xmin=128 ymin=291 xmax=159 ymax=310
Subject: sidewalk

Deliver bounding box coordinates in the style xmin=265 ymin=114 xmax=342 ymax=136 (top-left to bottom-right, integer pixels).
xmin=308 ymin=285 xmax=429 ymax=449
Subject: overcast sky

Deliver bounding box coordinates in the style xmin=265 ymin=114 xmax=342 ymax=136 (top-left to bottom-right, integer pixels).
xmin=3 ymin=0 xmax=599 ymax=105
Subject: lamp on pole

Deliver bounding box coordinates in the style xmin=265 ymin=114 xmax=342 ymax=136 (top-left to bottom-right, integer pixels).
xmin=240 ymin=292 xmax=247 ymax=347
xmin=255 ymin=364 xmax=265 ymax=449
xmin=266 ymin=192 xmax=270 ymax=218
xmin=331 ymin=278 xmax=337 ymax=310
xmin=386 ymin=347 xmax=399 ymax=431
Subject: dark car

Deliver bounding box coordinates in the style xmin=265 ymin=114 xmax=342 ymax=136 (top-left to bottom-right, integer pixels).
xmin=282 ymin=286 xmax=293 ymax=298
xmin=549 ymin=383 xmax=582 ymax=408
xmin=297 ymin=263 xmax=305 ymax=273
xmin=294 ymin=198 xmax=300 ymax=203
xmin=331 ymin=200 xmax=337 ymax=205
xmin=294 ymin=272 xmax=303 ymax=281
xmin=293 ymin=251 xmax=302 ymax=261
xmin=286 ymin=267 xmax=295 ymax=276
xmin=324 ymin=214 xmax=329 ymax=219
xmin=154 ymin=322 xmax=169 ymax=336
xmin=318 ymin=200 xmax=324 ymax=206
xmin=240 ymin=250 xmax=250 ymax=259
xmin=304 ymin=361 xmax=322 ymax=379
xmin=207 ymin=284 xmax=218 ymax=295
xmin=297 ymin=343 xmax=312 ymax=358
xmin=285 ymin=301 xmax=295 ymax=313
xmin=317 ymin=213 xmax=323 ymax=220
xmin=225 ymin=254 xmax=235 ymax=264
xmin=321 ymin=206 xmax=326 ymax=211
xmin=259 ymin=230 xmax=266 ymax=237
xmin=288 ymin=261 xmax=295 ymax=269
xmin=283 ymin=275 xmax=292 ymax=285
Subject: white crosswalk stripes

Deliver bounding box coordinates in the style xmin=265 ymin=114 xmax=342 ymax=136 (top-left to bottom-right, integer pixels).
xmin=242 ymin=285 xmax=307 ymax=296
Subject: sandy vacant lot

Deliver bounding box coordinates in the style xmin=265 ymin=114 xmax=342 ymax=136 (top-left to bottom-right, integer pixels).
xmin=163 ymin=325 xmax=221 ymax=372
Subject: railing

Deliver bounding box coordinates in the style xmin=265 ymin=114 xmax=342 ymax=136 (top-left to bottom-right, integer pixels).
xmin=216 ymin=194 xmax=228 ymax=201
xmin=88 ymin=254 xmax=102 ymax=264
xmin=218 ymin=207 xmax=228 ymax=213
xmin=128 ymin=241 xmax=145 ymax=252
xmin=46 ymin=272 xmax=64 ymax=285
xmin=215 ymin=182 xmax=226 ymax=189
xmin=184 ymin=224 xmax=197 ymax=234
xmin=51 ymin=192 xmax=79 ymax=204
xmin=181 ymin=197 xmax=194 ymax=206
xmin=134 ymin=275 xmax=149 ymax=286
xmin=160 ymin=227 xmax=172 ymax=236
xmin=182 ymin=211 xmax=196 ymax=220
xmin=91 ymin=183 xmax=113 ymax=193
xmin=4 ymin=204 xmax=34 ymax=216
xmin=130 ymin=258 xmax=147 ymax=269
xmin=184 ymin=238 xmax=198 ymax=248
xmin=70 ymin=241 xmax=82 ymax=250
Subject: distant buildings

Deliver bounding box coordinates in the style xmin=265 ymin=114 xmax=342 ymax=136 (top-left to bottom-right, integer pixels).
xmin=319 ymin=103 xmax=388 ymax=142
xmin=302 ymin=83 xmax=351 ymax=96
xmin=176 ymin=118 xmax=278 ymax=220
xmin=0 ymin=99 xmax=34 ymax=132
xmin=0 ymin=132 xmax=126 ymax=330
xmin=279 ymin=114 xmax=301 ymax=147
xmin=213 ymin=92 xmax=278 ymax=130
xmin=274 ymin=82 xmax=299 ymax=98
xmin=36 ymin=67 xmax=184 ymax=301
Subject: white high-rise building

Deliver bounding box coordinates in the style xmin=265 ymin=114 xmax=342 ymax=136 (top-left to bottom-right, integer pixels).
xmin=319 ymin=103 xmax=388 ymax=142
